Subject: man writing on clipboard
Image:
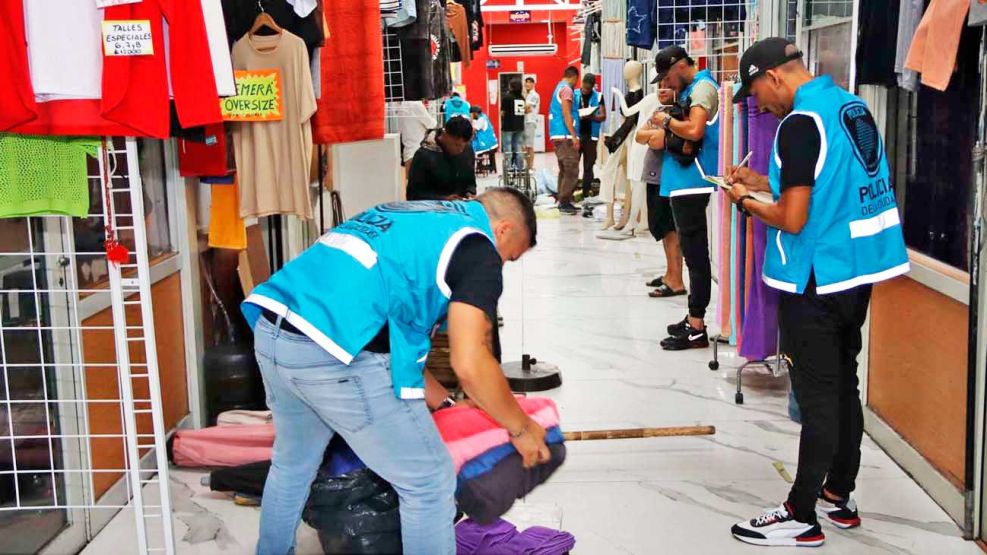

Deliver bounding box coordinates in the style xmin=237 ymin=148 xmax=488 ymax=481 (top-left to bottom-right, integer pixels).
xmin=725 ymin=38 xmax=909 ymax=548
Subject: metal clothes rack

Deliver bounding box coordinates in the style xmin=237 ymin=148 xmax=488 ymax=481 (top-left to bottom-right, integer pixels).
xmin=709 ymin=329 xmax=789 ymax=405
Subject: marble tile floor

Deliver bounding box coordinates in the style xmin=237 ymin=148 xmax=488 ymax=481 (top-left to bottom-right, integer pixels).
xmin=85 ymin=203 xmax=980 ymax=553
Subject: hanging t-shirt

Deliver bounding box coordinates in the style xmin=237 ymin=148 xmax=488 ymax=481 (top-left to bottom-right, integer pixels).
xmin=23 ymin=0 xmax=103 ymax=101
xmin=0 ymin=134 xmax=99 ymax=218
xmin=626 ymin=0 xmax=656 ymax=49
xmin=855 ymin=0 xmax=900 ymax=87
xmin=232 ymin=32 xmax=317 ymax=220
xmin=222 ymin=0 xmax=324 ymax=51
xmin=399 ymin=0 xmax=451 ymax=100
xmin=461 ymin=0 xmax=484 ymax=49
xmin=446 ymin=2 xmax=471 ymax=68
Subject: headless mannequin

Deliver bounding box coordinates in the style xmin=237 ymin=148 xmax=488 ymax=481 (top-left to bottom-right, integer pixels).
xmin=598 ymin=61 xmax=644 ymax=232
xmin=619 ymin=87 xmax=660 ymax=236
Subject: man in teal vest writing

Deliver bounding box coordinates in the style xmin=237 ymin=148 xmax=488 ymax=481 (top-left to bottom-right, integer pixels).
xmin=725 ymin=38 xmax=909 ymax=548
xmin=241 ymin=189 xmax=550 ymax=555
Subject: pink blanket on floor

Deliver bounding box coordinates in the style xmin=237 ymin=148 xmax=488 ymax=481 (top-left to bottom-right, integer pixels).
xmin=171 ymin=397 xmax=561 ymax=470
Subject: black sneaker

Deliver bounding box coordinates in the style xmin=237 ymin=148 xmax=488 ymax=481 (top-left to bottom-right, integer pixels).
xmin=661 ymin=325 xmax=708 ymax=350
xmin=816 ymin=491 xmax=861 ymax=529
xmin=666 ymin=316 xmax=689 ymax=337
xmin=558 ymin=202 xmax=579 ymax=215
xmin=732 ymin=504 xmax=825 ymax=547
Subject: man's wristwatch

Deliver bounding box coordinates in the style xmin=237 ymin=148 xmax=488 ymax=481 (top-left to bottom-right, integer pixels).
xmin=737 ymin=194 xmax=755 ymax=216
xmin=436 ymin=396 xmax=457 ymax=411
xmin=662 ymin=115 xmax=672 ymax=131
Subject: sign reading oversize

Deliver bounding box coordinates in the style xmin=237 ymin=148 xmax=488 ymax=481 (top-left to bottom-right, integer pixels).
xmin=221 ymin=70 xmax=284 ymax=122
xmin=509 ymin=10 xmax=531 ymax=23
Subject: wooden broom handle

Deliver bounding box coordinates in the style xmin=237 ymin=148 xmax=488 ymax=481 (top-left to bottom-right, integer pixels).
xmin=562 ymin=426 xmax=715 ymax=441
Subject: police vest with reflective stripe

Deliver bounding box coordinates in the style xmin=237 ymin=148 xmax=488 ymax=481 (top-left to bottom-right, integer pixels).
xmin=548 ymin=80 xmax=578 ymax=139
xmin=573 ymin=88 xmax=602 ymax=139
xmin=660 ymin=69 xmax=721 ymax=197
xmin=242 ymin=201 xmax=495 ymax=399
xmin=762 ymin=76 xmax=909 ymax=295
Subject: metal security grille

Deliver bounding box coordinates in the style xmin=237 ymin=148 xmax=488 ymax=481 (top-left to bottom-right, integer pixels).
xmin=0 ymin=137 xmax=174 ymax=554
xmin=656 ymin=0 xmax=756 ymax=84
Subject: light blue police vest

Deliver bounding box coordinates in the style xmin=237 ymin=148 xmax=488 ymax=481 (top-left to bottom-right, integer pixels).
xmin=660 ymin=69 xmax=721 ymax=197
xmin=763 ymin=76 xmax=909 ymax=295
xmin=573 ymin=88 xmax=603 ymax=140
xmin=472 ymin=114 xmax=498 ymax=154
xmin=548 ymin=80 xmax=578 ymax=139
xmin=444 ymin=97 xmax=471 ymax=121
xmin=242 ymin=201 xmax=496 ymax=399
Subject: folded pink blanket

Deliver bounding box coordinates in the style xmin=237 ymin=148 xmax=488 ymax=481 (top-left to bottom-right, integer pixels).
xmin=172 ymin=397 xmax=561 ymax=470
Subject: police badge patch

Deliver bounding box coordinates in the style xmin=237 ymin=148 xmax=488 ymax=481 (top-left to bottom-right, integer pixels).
xmin=840 ymin=102 xmax=882 ymax=177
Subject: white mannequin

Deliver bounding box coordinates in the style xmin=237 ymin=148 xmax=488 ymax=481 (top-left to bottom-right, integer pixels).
xmin=597 ymin=61 xmax=644 ymax=236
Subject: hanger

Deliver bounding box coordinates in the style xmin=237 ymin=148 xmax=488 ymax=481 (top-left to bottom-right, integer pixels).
xmin=250 ymin=0 xmax=283 ymax=37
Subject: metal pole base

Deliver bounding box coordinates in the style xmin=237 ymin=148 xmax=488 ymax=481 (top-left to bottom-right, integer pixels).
xmin=502 ymin=354 xmax=562 ymax=392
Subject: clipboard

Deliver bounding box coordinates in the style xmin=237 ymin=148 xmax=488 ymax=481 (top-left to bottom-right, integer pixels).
xmin=697 ymin=162 xmax=773 ymax=204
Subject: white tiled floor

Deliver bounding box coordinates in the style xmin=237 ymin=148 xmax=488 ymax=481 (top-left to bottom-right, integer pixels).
xmin=85 ymin=161 xmax=982 ymax=554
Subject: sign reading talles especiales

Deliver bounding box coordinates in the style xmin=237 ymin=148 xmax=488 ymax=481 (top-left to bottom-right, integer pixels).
xmin=221 ymin=70 xmax=284 ymax=122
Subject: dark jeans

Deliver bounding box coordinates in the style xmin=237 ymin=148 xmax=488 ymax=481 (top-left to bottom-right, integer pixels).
xmin=579 ymin=136 xmax=598 ymax=197
xmin=781 ymin=276 xmax=871 ymax=523
xmin=670 ymin=194 xmax=711 ymax=319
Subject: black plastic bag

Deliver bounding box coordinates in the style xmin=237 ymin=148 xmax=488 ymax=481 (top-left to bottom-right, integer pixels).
xmin=302 ymin=467 xmax=402 ymax=554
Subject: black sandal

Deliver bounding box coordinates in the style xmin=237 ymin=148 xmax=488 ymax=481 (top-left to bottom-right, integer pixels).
xmin=645 ymin=276 xmax=665 ymax=288
xmin=649 ymin=284 xmax=687 ymax=298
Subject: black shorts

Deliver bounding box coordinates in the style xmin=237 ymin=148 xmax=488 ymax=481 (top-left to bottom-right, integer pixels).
xmin=646 ymin=184 xmax=675 ymax=241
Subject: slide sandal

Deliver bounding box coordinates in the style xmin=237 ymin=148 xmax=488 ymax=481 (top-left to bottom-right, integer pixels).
xmin=645 ymin=277 xmax=665 ymax=288
xmin=649 ymin=284 xmax=687 ymax=298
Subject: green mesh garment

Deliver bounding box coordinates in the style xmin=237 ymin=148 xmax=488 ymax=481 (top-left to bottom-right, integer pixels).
xmin=0 ymin=134 xmax=100 ymax=218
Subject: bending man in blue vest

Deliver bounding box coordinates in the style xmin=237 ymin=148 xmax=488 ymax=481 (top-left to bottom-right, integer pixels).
xmin=725 ymin=38 xmax=909 ymax=548
xmin=241 ymin=189 xmax=550 ymax=555
xmin=648 ymin=46 xmax=720 ymax=351
xmin=548 ymin=66 xmax=582 ymax=215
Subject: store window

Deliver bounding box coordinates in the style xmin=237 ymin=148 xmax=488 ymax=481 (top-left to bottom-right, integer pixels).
xmin=801 ymin=0 xmax=853 ymax=90
xmin=888 ymin=29 xmax=981 ymax=272
xmin=74 ymin=138 xmax=175 ymax=289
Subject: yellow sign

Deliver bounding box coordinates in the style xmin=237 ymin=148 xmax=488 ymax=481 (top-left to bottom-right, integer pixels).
xmin=221 ymin=70 xmax=284 ymax=122
xmin=102 ymin=20 xmax=154 ymax=57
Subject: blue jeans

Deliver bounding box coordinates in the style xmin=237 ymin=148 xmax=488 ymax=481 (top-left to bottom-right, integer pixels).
xmin=502 ymin=130 xmax=525 ymax=170
xmin=253 ymin=317 xmax=456 ymax=555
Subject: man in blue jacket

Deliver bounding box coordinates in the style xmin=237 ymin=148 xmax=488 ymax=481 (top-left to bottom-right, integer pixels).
xmin=242 ymin=189 xmax=551 ymax=555
xmin=726 ymin=38 xmax=909 ymax=548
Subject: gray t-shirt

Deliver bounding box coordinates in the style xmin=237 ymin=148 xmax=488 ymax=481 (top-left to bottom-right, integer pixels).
xmin=642 ymin=146 xmax=663 ymax=184
xmin=688 ymin=81 xmax=719 ymax=122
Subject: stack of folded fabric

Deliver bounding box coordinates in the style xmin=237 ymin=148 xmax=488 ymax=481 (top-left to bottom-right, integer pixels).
xmin=435 ymin=397 xmax=567 ymax=524
xmin=456 ymin=518 xmax=576 ymax=555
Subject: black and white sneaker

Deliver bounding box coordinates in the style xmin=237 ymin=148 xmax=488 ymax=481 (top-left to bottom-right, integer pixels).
xmin=666 ymin=316 xmax=689 ymax=337
xmin=732 ymin=504 xmax=825 ymax=548
xmin=817 ymin=491 xmax=861 ymax=529
xmin=661 ymin=325 xmax=708 ymax=350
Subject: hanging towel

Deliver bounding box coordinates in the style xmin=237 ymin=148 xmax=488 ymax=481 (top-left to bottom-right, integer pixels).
xmin=737 ymin=98 xmax=781 ymax=361
xmin=905 ymin=0 xmax=971 ymax=91
xmin=0 ymin=134 xmax=98 ymax=219
xmin=896 ymin=0 xmax=923 ymax=91
xmin=178 ymin=124 xmax=230 ymax=177
xmin=313 ymin=0 xmax=386 ymax=144
xmin=209 ymin=180 xmax=247 ymax=250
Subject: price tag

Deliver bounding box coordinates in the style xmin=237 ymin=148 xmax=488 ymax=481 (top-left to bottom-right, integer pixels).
xmin=96 ymin=0 xmax=144 ymax=6
xmin=221 ymin=70 xmax=284 ymax=122
xmin=102 ymin=20 xmax=154 ymax=57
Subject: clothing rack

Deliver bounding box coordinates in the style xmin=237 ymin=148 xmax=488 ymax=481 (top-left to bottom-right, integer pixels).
xmin=709 ymin=329 xmax=789 ymax=405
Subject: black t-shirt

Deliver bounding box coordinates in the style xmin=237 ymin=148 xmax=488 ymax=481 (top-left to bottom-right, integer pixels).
xmin=777 ymin=114 xmax=822 ymax=191
xmin=578 ymin=91 xmax=593 ymax=138
xmin=501 ymin=93 xmax=526 ymax=133
xmin=364 ymin=234 xmax=503 ymax=353
xmin=406 ymin=133 xmax=477 ymax=200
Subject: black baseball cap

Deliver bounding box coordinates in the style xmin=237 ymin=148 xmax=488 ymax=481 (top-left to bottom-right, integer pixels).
xmin=651 ymin=45 xmax=691 ymax=84
xmin=732 ymin=37 xmax=804 ymax=103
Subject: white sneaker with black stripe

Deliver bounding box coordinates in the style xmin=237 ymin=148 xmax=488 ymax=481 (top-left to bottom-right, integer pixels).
xmin=731 ymin=504 xmax=825 ymax=547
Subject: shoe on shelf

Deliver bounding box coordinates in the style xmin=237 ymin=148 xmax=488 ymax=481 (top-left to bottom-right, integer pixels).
xmin=732 ymin=504 xmax=825 ymax=548
xmin=666 ymin=316 xmax=690 ymax=337
xmin=816 ymin=491 xmax=861 ymax=529
xmin=660 ymin=324 xmax=709 ymax=351
xmin=558 ymin=202 xmax=579 ymax=215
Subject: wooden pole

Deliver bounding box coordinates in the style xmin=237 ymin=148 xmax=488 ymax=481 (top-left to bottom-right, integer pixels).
xmin=562 ymin=425 xmax=715 ymax=441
